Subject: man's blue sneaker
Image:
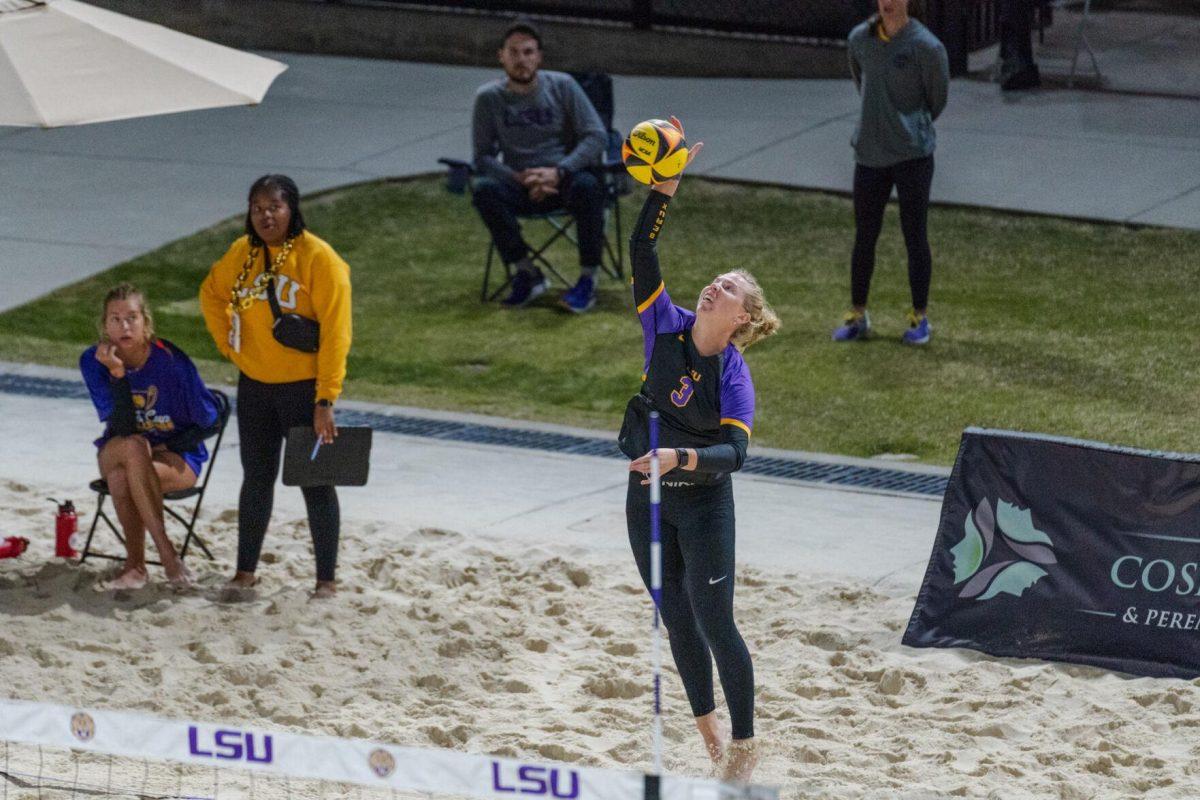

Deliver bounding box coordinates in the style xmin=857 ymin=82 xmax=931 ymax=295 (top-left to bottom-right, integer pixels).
xmin=832 ymin=310 xmax=872 ymax=342
xmin=501 ymin=269 xmax=548 ymax=308
xmin=561 ymin=275 xmax=596 ymax=314
xmin=902 ymin=309 xmax=931 ymax=345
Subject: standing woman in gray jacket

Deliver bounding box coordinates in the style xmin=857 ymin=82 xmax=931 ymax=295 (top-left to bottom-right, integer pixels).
xmin=832 ymin=0 xmax=949 ymax=346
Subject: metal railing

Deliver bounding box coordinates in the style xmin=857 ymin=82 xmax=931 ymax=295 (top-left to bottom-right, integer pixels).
xmin=331 ymin=0 xmax=1048 ymax=75
xmin=365 ymin=0 xmax=873 ymax=40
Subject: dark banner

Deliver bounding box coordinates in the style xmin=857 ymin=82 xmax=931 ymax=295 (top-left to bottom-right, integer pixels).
xmin=904 ymin=428 xmax=1200 ymax=679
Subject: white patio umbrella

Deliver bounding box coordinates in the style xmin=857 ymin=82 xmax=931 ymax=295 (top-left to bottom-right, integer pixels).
xmin=0 ymin=0 xmax=286 ymax=127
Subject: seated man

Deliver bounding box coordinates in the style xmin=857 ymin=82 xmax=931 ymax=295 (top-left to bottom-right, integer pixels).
xmin=471 ymin=21 xmax=606 ymax=312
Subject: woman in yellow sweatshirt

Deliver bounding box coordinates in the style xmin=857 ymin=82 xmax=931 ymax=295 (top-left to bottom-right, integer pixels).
xmin=200 ymin=174 xmax=352 ymax=600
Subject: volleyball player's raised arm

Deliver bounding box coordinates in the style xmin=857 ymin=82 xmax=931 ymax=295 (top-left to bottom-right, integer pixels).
xmin=629 ymin=187 xmax=672 ymax=312
xmin=630 ymin=124 xmax=703 ymax=339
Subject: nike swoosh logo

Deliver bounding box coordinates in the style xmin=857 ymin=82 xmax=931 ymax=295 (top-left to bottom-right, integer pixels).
xmin=708 ymin=575 xmax=728 ymax=585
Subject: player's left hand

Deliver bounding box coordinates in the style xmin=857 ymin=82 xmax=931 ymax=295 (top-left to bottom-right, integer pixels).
xmin=629 ymin=448 xmax=679 ymax=484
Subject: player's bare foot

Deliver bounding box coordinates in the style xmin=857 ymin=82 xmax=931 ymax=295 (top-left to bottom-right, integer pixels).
xmin=694 ymin=711 xmax=726 ymax=767
xmin=720 ymin=738 xmax=758 ymax=783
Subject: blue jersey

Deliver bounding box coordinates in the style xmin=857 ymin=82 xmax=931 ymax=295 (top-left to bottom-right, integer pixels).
xmin=80 ymin=339 xmax=219 ymax=477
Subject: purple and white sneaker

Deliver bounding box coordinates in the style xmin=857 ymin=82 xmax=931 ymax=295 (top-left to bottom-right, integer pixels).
xmin=832 ymin=310 xmax=872 ymax=342
xmin=902 ymin=309 xmax=931 ymax=345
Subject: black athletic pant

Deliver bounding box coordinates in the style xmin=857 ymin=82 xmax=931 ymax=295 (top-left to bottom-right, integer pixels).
xmin=851 ymin=155 xmax=935 ymax=311
xmin=999 ymin=0 xmax=1037 ymax=79
xmin=626 ymin=475 xmax=754 ymax=740
xmin=236 ymin=373 xmax=340 ymax=582
xmin=471 ymin=170 xmax=606 ymax=268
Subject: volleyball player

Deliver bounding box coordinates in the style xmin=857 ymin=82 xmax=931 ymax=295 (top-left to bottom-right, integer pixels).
xmin=622 ymin=119 xmax=780 ymax=782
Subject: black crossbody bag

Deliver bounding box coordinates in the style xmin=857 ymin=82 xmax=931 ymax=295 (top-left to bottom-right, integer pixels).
xmin=617 ymin=391 xmax=656 ymax=460
xmin=264 ymin=250 xmax=320 ymax=353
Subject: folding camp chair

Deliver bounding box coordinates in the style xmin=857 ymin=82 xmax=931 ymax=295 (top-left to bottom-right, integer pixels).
xmin=1054 ymin=0 xmax=1101 ymax=87
xmin=79 ymin=389 xmax=231 ymax=565
xmin=440 ymin=71 xmax=631 ymax=302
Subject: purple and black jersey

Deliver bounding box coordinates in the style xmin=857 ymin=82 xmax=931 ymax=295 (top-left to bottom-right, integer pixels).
xmin=628 ymin=190 xmax=755 ymax=474
xmin=80 ymin=338 xmax=219 ymax=477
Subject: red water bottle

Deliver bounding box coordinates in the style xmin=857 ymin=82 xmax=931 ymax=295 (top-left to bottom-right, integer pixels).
xmin=51 ymin=498 xmax=78 ymax=558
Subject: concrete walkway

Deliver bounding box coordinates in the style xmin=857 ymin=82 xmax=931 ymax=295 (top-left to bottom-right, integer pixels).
xmin=2 ymin=49 xmax=1199 ymax=312
xmin=966 ymin=8 xmax=1200 ymax=98
xmin=0 ymin=362 xmax=944 ymax=595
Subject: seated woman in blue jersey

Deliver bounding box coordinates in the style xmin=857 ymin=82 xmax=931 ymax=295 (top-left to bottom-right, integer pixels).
xmin=619 ymin=119 xmax=780 ymax=783
xmin=80 ymin=283 xmax=219 ymax=590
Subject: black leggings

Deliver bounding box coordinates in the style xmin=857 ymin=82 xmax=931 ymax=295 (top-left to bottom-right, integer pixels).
xmin=626 ymin=475 xmax=754 ymax=740
xmin=236 ymin=373 xmax=340 ymax=582
xmin=851 ymin=155 xmax=935 ymax=311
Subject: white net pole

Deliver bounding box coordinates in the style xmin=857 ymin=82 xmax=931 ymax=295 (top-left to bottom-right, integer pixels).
xmin=647 ymin=411 xmax=663 ymax=778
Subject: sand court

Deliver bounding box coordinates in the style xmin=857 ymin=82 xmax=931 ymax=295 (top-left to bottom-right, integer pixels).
xmin=2 ymin=370 xmax=1198 ymax=797
xmin=1 ymin=467 xmax=1198 ymax=798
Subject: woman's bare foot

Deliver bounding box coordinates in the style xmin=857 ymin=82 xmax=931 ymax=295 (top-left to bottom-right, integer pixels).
xmin=219 ymin=571 xmax=258 ymax=602
xmin=105 ymin=565 xmax=148 ymax=591
xmin=166 ymin=561 xmax=194 ymax=590
xmin=694 ymin=711 xmax=726 ymax=767
xmin=720 ymin=738 xmax=758 ymax=783
xmin=311 ymin=580 xmax=337 ymax=600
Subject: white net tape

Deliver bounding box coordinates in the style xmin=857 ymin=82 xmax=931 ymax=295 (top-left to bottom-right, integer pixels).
xmin=0 ymin=699 xmax=776 ymax=800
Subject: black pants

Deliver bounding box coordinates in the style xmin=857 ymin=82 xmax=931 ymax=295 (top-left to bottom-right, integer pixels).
xmin=851 ymin=155 xmax=935 ymax=311
xmin=1000 ymin=0 xmax=1038 ymax=79
xmin=236 ymin=373 xmax=340 ymax=582
xmin=626 ymin=475 xmax=754 ymax=740
xmin=471 ymin=170 xmax=605 ymax=268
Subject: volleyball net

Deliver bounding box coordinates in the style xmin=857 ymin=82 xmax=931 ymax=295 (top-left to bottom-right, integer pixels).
xmin=0 ymin=698 xmax=777 ymax=800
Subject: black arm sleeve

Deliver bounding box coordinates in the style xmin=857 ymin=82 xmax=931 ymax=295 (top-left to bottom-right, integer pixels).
xmin=105 ymin=377 xmax=137 ymax=438
xmin=692 ymin=426 xmax=749 ymax=474
xmin=630 ymin=190 xmax=671 ymax=308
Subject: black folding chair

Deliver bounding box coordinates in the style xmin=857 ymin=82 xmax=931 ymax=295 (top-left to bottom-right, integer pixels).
xmin=80 ymin=389 xmax=231 ymax=565
xmin=440 ymin=71 xmax=631 ymax=302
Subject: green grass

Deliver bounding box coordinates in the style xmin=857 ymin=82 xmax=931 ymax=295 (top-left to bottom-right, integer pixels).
xmin=5 ymin=175 xmax=1198 ymax=464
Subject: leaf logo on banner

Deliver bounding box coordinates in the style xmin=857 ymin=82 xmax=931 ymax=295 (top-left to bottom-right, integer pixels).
xmin=951 ymin=498 xmax=1056 ymax=600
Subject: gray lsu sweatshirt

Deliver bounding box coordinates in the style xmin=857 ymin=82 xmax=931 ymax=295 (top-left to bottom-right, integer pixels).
xmin=847 ymin=18 xmax=950 ymax=168
xmin=472 ymin=70 xmax=605 ymax=183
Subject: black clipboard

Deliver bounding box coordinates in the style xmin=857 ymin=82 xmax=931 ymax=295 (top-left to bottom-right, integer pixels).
xmin=283 ymin=426 xmax=373 ymax=487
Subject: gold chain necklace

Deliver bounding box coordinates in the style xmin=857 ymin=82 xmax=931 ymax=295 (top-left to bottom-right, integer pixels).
xmin=228 ymin=238 xmax=295 ymax=313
